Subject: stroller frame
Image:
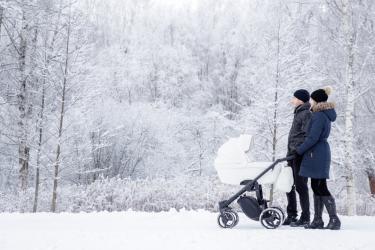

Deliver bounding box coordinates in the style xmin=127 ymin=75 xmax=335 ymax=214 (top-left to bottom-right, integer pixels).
xmin=217 ymin=156 xmax=294 ymax=229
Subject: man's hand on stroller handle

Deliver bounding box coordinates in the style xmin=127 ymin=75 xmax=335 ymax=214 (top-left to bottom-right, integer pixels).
xmin=284 ymin=149 xmax=300 ymax=163
xmin=281 ymin=155 xmax=296 ymax=162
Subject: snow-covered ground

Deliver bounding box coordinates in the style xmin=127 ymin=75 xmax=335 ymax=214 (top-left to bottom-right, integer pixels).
xmin=1 ymin=211 xmax=374 ymax=250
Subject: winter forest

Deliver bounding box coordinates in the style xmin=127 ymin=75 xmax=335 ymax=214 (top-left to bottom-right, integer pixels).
xmin=0 ymin=0 xmax=374 ymax=215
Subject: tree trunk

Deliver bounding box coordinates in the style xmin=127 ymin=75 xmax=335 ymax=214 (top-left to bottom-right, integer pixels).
xmin=18 ymin=7 xmax=30 ymax=191
xmin=0 ymin=5 xmax=4 ymax=38
xmin=369 ymin=175 xmax=375 ymax=195
xmin=34 ymin=3 xmax=62 ymax=210
xmin=343 ymin=0 xmax=357 ymax=216
xmin=269 ymin=10 xmax=282 ymax=205
xmin=51 ymin=7 xmax=71 ymax=212
xmin=33 ymin=72 xmax=46 ymax=213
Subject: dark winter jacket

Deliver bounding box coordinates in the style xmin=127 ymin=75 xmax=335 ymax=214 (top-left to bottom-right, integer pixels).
xmin=287 ymin=102 xmax=312 ymax=156
xmin=296 ymin=102 xmax=337 ymax=179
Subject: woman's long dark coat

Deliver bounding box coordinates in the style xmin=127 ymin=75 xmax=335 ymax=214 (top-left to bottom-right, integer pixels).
xmin=296 ymin=102 xmax=337 ymax=179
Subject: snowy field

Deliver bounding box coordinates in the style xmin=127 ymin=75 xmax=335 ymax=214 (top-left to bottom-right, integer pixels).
xmin=1 ymin=211 xmax=374 ymax=250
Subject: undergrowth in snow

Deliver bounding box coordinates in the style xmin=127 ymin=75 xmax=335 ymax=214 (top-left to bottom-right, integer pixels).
xmin=1 ymin=176 xmax=375 ymax=215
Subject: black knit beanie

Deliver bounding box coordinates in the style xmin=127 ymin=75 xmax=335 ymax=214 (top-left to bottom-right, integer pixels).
xmin=311 ymin=86 xmax=333 ymax=103
xmin=294 ymin=89 xmax=310 ymax=103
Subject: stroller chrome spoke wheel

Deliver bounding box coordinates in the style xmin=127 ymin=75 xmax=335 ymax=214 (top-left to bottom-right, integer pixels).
xmin=217 ymin=210 xmax=238 ymax=229
xmin=260 ymin=208 xmax=283 ymax=229
xmin=270 ymin=206 xmax=286 ymax=224
xmin=229 ymin=211 xmax=239 ymax=227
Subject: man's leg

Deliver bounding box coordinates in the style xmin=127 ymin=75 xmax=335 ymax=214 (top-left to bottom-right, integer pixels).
xmin=286 ymin=186 xmax=297 ymax=216
xmin=290 ymin=156 xmax=310 ymax=227
xmin=283 ymin=160 xmax=298 ymax=225
xmin=294 ymin=156 xmax=310 ymax=220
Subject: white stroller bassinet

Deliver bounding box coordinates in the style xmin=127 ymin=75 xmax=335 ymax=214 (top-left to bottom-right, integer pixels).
xmin=214 ymin=135 xmax=293 ymax=192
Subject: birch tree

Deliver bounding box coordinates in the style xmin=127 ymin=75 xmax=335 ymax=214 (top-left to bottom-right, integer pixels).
xmin=341 ymin=0 xmax=357 ymax=216
xmin=318 ymin=0 xmax=375 ymax=215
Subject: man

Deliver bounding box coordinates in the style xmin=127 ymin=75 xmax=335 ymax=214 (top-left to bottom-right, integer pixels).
xmin=283 ymin=89 xmax=312 ymax=227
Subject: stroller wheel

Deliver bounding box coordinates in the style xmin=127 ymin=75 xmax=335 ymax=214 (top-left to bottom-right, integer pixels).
xmin=230 ymin=211 xmax=239 ymax=227
xmin=270 ymin=206 xmax=286 ymax=224
xmin=259 ymin=208 xmax=283 ymax=229
xmin=217 ymin=210 xmax=239 ymax=229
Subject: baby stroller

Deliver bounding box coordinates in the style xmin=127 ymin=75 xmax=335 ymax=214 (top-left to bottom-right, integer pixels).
xmin=214 ymin=135 xmax=294 ymax=229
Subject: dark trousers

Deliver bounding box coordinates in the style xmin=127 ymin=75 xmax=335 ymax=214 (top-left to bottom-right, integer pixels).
xmin=286 ymin=155 xmax=310 ymax=219
xmin=311 ymin=178 xmax=331 ymax=196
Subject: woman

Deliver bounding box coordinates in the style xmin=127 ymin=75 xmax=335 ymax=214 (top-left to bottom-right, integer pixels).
xmin=294 ymin=86 xmax=341 ymax=230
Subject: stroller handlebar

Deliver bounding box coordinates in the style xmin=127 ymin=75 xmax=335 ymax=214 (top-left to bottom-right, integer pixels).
xmin=278 ymin=155 xmax=296 ymax=162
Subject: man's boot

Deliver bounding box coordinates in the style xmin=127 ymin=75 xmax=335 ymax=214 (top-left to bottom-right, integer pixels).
xmin=283 ymin=215 xmax=298 ymax=225
xmin=305 ymin=195 xmax=324 ymax=229
xmin=322 ymin=196 xmax=341 ymax=230
xmin=283 ymin=186 xmax=297 ymax=226
xmin=290 ymin=214 xmax=310 ymax=227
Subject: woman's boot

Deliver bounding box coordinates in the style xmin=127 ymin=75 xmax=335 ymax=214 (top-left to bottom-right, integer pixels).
xmin=322 ymin=196 xmax=341 ymax=230
xmin=305 ymin=195 xmax=324 ymax=229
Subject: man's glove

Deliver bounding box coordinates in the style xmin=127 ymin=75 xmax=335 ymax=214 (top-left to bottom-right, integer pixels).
xmin=287 ymin=149 xmax=300 ymax=166
xmin=287 ymin=151 xmax=294 ymax=166
xmin=287 ymin=160 xmax=292 ymax=167
xmin=289 ymin=149 xmax=300 ymax=156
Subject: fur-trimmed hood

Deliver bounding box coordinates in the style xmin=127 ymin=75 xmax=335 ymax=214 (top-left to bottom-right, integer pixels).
xmin=312 ymin=102 xmax=335 ymax=112
xmin=312 ymin=102 xmax=336 ymax=122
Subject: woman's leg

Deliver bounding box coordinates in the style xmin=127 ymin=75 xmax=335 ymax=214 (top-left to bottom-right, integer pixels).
xmin=311 ymin=178 xmax=321 ymax=195
xmin=317 ymin=179 xmax=341 ymax=230
xmin=311 ymin=178 xmax=331 ymax=196
xmin=305 ymin=179 xmax=325 ymax=229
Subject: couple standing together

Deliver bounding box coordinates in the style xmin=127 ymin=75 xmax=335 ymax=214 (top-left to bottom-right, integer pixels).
xmin=284 ymin=86 xmax=341 ymax=230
